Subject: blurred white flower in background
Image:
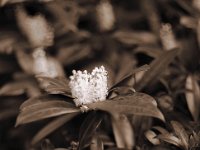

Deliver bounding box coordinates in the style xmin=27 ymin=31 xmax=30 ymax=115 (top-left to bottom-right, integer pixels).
xmin=96 ymin=0 xmax=115 ymax=31
xmin=32 ymin=48 xmax=63 ymax=78
xmin=160 ymin=23 xmax=178 ymax=50
xmin=69 ymin=66 xmax=108 ymax=106
xmin=16 ymin=7 xmax=54 ymax=48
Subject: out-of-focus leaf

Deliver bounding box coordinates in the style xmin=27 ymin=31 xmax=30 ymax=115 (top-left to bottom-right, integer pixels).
xmin=185 ymin=75 xmax=200 ymax=121
xmin=78 ymin=111 xmax=103 ymax=150
xmin=158 ymin=134 xmax=183 ymax=149
xmin=37 ymin=76 xmax=71 ymax=97
xmin=0 ymin=0 xmax=52 ymax=6
xmin=0 ymin=78 xmax=41 ymax=97
xmin=134 ymin=46 xmax=162 ymax=58
xmin=57 ymin=44 xmax=91 ymax=66
xmin=46 ymin=1 xmax=78 ymax=35
xmin=90 ymin=134 xmax=104 ymax=150
xmin=32 ymin=112 xmax=79 ymax=145
xmin=111 ymin=114 xmax=134 ymax=149
xmin=171 ymin=121 xmax=189 ymax=150
xmin=16 ymin=50 xmax=34 ymax=74
xmin=110 ymin=65 xmax=150 ymax=90
xmin=136 ymin=49 xmax=178 ymax=91
xmin=114 ymin=52 xmax=136 ymax=84
xmin=113 ymin=30 xmax=157 ymax=45
xmin=16 ymin=99 xmax=80 ymax=126
xmin=145 ymin=130 xmax=160 ymax=145
xmin=41 ymin=139 xmax=54 ymax=150
xmin=87 ymin=92 xmax=165 ymax=121
xmin=180 ymin=16 xmax=197 ymax=29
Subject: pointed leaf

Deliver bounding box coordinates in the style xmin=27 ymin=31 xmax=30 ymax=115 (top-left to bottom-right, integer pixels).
xmin=16 ymin=100 xmax=80 ymax=126
xmin=145 ymin=130 xmax=160 ymax=145
xmin=87 ymin=92 xmax=165 ymax=121
xmin=158 ymin=134 xmax=183 ymax=149
xmin=185 ymin=75 xmax=200 ymax=121
xmin=110 ymin=65 xmax=150 ymax=90
xmin=136 ymin=49 xmax=178 ymax=91
xmin=111 ymin=114 xmax=134 ymax=149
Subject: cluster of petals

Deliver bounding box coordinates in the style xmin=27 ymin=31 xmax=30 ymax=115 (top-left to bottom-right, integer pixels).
xmin=69 ymin=66 xmax=108 ymax=106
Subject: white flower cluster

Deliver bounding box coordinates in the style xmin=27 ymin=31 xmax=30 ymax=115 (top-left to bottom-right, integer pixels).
xmin=32 ymin=48 xmax=59 ymax=78
xmin=69 ymin=66 xmax=108 ymax=106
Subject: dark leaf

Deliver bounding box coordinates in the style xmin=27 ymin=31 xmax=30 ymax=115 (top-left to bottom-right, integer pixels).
xmin=114 ymin=52 xmax=136 ymax=84
xmin=32 ymin=112 xmax=79 ymax=145
xmin=87 ymin=92 xmax=165 ymax=121
xmin=135 ymin=49 xmax=179 ymax=91
xmin=78 ymin=111 xmax=103 ymax=150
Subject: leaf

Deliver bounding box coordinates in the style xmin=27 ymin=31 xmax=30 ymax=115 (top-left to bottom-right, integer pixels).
xmin=114 ymin=52 xmax=136 ymax=84
xmin=31 ymin=112 xmax=79 ymax=145
xmin=185 ymin=75 xmax=200 ymax=121
xmin=16 ymin=50 xmax=34 ymax=74
xmin=16 ymin=99 xmax=80 ymax=126
xmin=113 ymin=30 xmax=157 ymax=45
xmin=158 ymin=134 xmax=183 ymax=148
xmin=90 ymin=134 xmax=104 ymax=150
xmin=111 ymin=114 xmax=135 ymax=149
xmin=135 ymin=49 xmax=179 ymax=91
xmin=145 ymin=130 xmax=160 ymax=145
xmin=0 ymin=78 xmax=41 ymax=97
xmin=37 ymin=76 xmax=71 ymax=97
xmin=87 ymin=92 xmax=165 ymax=121
xmin=110 ymin=65 xmax=150 ymax=90
xmin=1 ymin=0 xmax=53 ymax=6
xmin=171 ymin=121 xmax=189 ymax=150
xmin=152 ymin=126 xmax=169 ymax=134
xmin=78 ymin=111 xmax=103 ymax=150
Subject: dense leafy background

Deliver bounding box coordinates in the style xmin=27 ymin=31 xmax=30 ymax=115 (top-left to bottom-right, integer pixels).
xmin=0 ymin=0 xmax=200 ymax=150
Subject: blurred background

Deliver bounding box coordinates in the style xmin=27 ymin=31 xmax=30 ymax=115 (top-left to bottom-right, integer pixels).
xmin=0 ymin=0 xmax=200 ymax=150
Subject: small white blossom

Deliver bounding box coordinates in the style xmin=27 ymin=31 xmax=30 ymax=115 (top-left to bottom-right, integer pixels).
xmin=96 ymin=0 xmax=115 ymax=31
xmin=32 ymin=48 xmax=60 ymax=78
xmin=160 ymin=23 xmax=178 ymax=50
xmin=69 ymin=66 xmax=108 ymax=106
